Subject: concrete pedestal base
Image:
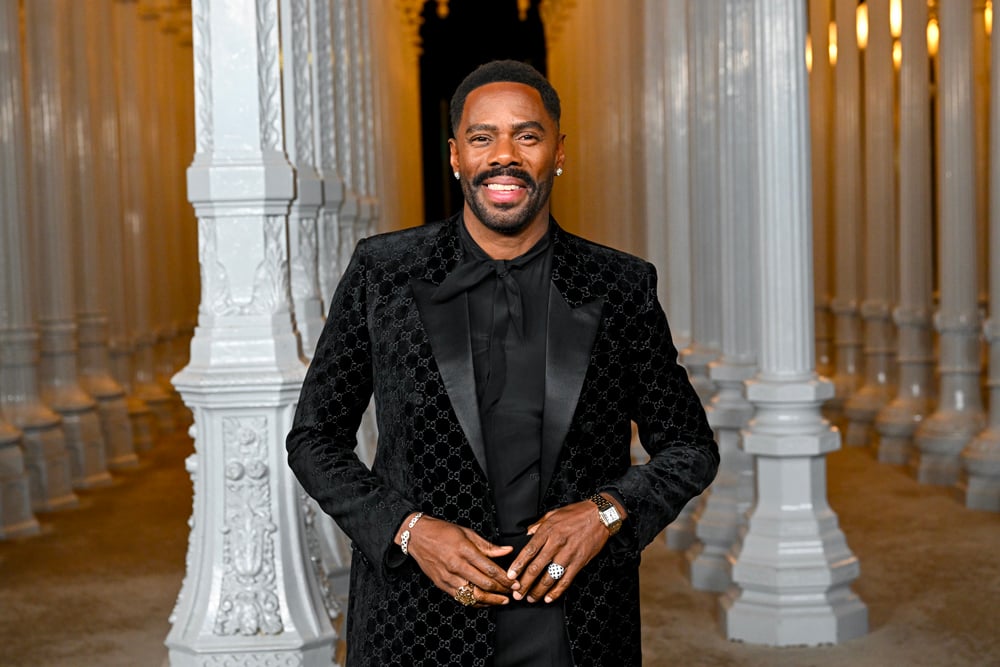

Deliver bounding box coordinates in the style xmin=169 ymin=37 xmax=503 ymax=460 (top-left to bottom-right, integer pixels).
xmin=665 ymin=495 xmax=702 ymax=551
xmin=95 ymin=394 xmax=139 ymax=470
xmin=961 ymin=428 xmax=1000 ymax=511
xmin=18 ymin=419 xmax=78 ymax=512
xmin=721 ymin=585 xmax=868 ymax=647
xmin=843 ymin=384 xmax=890 ymax=447
xmin=915 ymin=410 xmax=984 ymax=485
xmin=875 ymin=396 xmax=930 ymax=464
xmin=681 ymin=346 xmax=719 ymax=405
xmin=128 ymin=396 xmax=156 ymax=453
xmin=61 ymin=408 xmax=113 ymax=489
xmin=0 ymin=428 xmax=40 ymax=539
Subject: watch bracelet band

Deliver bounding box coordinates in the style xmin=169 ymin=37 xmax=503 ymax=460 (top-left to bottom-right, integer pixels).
xmin=400 ymin=511 xmax=424 ymax=556
xmin=589 ymin=493 xmax=622 ymax=536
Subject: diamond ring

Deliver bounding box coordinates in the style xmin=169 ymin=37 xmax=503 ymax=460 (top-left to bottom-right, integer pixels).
xmin=547 ymin=562 xmax=566 ymax=581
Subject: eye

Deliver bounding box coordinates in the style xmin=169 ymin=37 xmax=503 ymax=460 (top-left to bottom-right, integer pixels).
xmin=517 ymin=133 xmax=540 ymax=144
xmin=469 ymin=135 xmax=490 ymax=145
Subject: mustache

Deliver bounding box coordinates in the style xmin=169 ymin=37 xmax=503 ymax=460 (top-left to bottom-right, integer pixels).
xmin=472 ymin=167 xmax=536 ymax=189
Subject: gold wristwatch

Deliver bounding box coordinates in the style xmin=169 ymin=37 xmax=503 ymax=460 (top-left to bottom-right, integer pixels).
xmin=589 ymin=493 xmax=622 ymax=536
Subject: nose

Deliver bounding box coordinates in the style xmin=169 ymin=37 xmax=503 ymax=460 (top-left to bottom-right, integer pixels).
xmin=488 ymin=134 xmax=520 ymax=167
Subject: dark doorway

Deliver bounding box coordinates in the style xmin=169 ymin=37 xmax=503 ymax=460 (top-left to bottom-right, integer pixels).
xmin=418 ymin=0 xmax=547 ymax=224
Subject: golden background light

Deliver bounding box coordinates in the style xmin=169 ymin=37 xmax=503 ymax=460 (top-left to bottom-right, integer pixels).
xmin=829 ymin=21 xmax=839 ymax=66
xmin=857 ymin=1 xmax=869 ymax=50
xmin=927 ymin=17 xmax=939 ymax=57
xmin=890 ymin=0 xmax=902 ymax=38
xmin=806 ymin=33 xmax=813 ymax=73
xmin=987 ymin=0 xmax=993 ymax=36
xmin=893 ymin=39 xmax=902 ymax=69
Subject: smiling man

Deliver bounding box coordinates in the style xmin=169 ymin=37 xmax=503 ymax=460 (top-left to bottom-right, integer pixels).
xmin=287 ymin=60 xmax=719 ymax=666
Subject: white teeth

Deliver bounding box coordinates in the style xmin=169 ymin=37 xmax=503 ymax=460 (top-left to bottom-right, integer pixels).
xmin=486 ymin=183 xmax=520 ymax=191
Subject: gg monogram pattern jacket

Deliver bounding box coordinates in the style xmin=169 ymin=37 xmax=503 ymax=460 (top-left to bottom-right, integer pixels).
xmin=287 ymin=215 xmax=719 ymax=666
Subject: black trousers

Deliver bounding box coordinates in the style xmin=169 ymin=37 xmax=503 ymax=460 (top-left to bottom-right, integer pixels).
xmin=492 ymin=536 xmax=574 ymax=667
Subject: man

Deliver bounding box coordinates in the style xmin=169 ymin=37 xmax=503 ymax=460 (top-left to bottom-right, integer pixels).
xmin=287 ymin=60 xmax=718 ymax=666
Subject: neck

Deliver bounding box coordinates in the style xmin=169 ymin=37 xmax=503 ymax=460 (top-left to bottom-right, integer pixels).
xmin=462 ymin=208 xmax=551 ymax=260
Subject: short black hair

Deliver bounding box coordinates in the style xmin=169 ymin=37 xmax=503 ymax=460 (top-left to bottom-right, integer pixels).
xmin=449 ymin=59 xmax=561 ymax=136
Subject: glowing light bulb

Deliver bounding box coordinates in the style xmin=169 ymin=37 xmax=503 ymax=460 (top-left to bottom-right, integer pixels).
xmin=893 ymin=39 xmax=902 ymax=69
xmin=891 ymin=0 xmax=902 ymax=38
xmin=857 ymin=2 xmax=869 ymax=50
xmin=829 ymin=21 xmax=838 ymax=66
xmin=806 ymin=34 xmax=813 ymax=73
xmin=927 ymin=17 xmax=939 ymax=57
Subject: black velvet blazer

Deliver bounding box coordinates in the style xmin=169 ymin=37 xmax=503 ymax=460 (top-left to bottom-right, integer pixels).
xmin=286 ymin=215 xmax=719 ymax=667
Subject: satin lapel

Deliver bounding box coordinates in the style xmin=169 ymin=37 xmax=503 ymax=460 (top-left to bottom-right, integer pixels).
xmin=540 ymin=270 xmax=604 ymax=499
xmin=410 ymin=278 xmax=488 ymax=477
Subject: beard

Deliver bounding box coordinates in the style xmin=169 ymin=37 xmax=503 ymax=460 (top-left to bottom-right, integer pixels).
xmin=460 ymin=166 xmax=554 ymax=236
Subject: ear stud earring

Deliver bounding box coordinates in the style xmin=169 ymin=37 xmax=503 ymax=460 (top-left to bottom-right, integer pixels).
xmin=454 ymin=171 xmax=460 ymax=180
xmin=556 ymin=167 xmax=564 ymax=177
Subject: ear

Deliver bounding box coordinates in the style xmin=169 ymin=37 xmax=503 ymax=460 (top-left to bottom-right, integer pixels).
xmin=448 ymin=138 xmax=459 ymax=174
xmin=555 ymin=133 xmax=567 ymax=171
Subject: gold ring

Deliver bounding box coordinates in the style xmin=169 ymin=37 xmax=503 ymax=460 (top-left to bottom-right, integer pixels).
xmin=454 ymin=583 xmax=476 ymax=607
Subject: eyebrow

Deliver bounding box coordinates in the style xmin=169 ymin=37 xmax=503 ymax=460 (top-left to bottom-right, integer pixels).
xmin=464 ymin=120 xmax=547 ymax=136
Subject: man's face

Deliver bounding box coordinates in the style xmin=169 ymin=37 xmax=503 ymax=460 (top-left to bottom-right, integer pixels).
xmin=449 ymin=82 xmax=565 ymax=236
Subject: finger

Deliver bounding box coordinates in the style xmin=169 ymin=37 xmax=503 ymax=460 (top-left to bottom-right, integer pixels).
xmin=526 ymin=559 xmax=570 ymax=601
xmin=513 ymin=541 xmax=565 ymax=601
xmin=526 ymin=510 xmax=556 ymax=535
xmin=473 ymin=587 xmax=511 ymax=607
xmin=540 ymin=563 xmax=578 ymax=604
xmin=506 ymin=533 xmax=545 ymax=581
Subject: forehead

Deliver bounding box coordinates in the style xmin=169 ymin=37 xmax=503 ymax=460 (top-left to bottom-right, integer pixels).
xmin=459 ymin=81 xmax=554 ymax=131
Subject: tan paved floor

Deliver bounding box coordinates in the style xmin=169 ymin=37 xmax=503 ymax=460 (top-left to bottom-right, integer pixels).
xmin=1 ymin=431 xmax=998 ymax=666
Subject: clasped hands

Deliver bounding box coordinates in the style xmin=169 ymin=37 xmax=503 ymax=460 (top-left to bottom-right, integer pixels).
xmin=397 ymin=496 xmax=624 ymax=608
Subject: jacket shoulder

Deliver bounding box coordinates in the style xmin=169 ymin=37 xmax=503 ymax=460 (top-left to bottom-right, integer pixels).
xmin=359 ymin=220 xmax=449 ymax=257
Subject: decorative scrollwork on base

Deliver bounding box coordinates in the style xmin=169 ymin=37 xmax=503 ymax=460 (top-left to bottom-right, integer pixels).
xmin=215 ymin=416 xmax=283 ymax=636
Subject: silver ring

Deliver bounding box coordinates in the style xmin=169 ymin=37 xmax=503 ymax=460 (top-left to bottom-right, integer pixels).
xmin=547 ymin=562 xmax=566 ymax=581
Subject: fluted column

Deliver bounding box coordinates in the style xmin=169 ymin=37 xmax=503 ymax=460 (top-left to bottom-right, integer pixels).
xmin=281 ymin=0 xmax=325 ymax=358
xmin=915 ymin=0 xmax=986 ymax=485
xmin=165 ymin=0 xmax=338 ymax=662
xmin=24 ymin=0 xmax=112 ymax=490
xmin=875 ymin=0 xmax=935 ymax=465
xmin=827 ymin=0 xmax=866 ymax=423
xmin=688 ymin=0 xmax=757 ymax=594
xmin=175 ymin=8 xmax=199 ymax=382
xmin=643 ymin=1 xmax=668 ymax=310
xmin=315 ymin=0 xmax=347 ymax=308
xmin=668 ymin=0 xmax=724 ymax=553
xmin=160 ymin=5 xmax=195 ymax=431
xmin=69 ymin=0 xmax=137 ymax=471
xmin=139 ymin=1 xmax=180 ymax=434
xmin=681 ymin=0 xmax=723 ymax=404
xmin=331 ymin=0 xmax=361 ymax=287
xmin=1 ymin=0 xmax=77 ymax=514
xmin=349 ymin=0 xmax=375 ymax=246
xmin=845 ymin=0 xmax=898 ymax=446
xmin=0 ymin=0 xmax=42 ymax=537
xmin=97 ymin=0 xmax=152 ymax=457
xmin=963 ymin=2 xmax=1000 ymax=511
xmin=115 ymin=0 xmax=172 ymax=443
xmin=663 ymin=0 xmax=693 ymax=351
xmin=810 ymin=0 xmax=835 ymax=379
xmin=722 ymin=0 xmax=867 ymax=645
xmin=282 ymin=0 xmax=354 ymax=616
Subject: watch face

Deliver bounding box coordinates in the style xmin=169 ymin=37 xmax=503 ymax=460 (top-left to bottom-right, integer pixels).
xmin=600 ymin=507 xmax=620 ymax=525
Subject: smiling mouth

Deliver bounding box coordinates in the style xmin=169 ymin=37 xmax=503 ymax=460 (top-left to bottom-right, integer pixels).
xmin=485 ymin=183 xmax=523 ymax=191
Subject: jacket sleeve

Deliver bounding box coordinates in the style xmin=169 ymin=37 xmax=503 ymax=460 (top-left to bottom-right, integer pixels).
xmin=286 ymin=238 xmax=418 ymax=575
xmin=601 ymin=262 xmax=720 ymax=558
